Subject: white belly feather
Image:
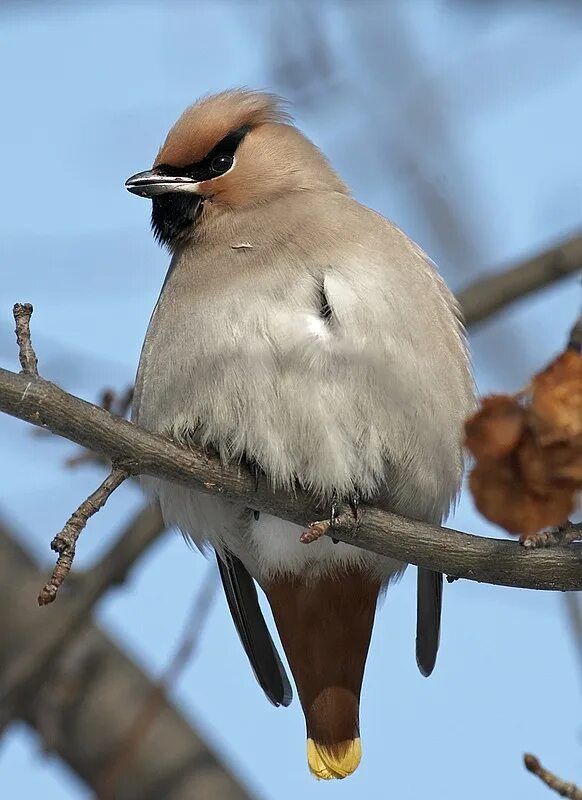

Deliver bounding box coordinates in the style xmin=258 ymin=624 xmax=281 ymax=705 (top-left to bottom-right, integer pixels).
xmin=133 ymin=242 xmax=472 ymax=582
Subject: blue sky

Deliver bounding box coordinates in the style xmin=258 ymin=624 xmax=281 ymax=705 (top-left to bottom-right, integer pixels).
xmin=1 ymin=2 xmax=581 ymax=798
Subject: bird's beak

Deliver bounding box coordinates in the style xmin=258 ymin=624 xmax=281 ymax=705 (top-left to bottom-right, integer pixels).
xmin=125 ymin=170 xmax=201 ymax=198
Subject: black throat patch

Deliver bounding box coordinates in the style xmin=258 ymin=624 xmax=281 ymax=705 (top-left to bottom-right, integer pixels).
xmin=151 ymin=194 xmax=203 ymax=248
xmin=150 ymin=124 xmax=251 ymax=249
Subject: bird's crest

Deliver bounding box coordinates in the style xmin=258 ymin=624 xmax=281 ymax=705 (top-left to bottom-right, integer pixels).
xmin=155 ymin=89 xmax=291 ymax=168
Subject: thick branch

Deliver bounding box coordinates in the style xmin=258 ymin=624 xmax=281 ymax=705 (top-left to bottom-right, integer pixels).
xmin=96 ymin=567 xmax=217 ymax=799
xmin=0 ymin=520 xmax=254 ymax=800
xmin=1 ymin=366 xmax=581 ymax=591
xmin=458 ymin=233 xmax=582 ymax=326
xmin=0 ymin=504 xmax=166 ymax=718
xmin=78 ymin=502 xmax=166 ymax=597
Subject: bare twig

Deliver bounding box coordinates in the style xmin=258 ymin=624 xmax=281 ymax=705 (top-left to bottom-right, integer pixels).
xmin=13 ymin=302 xmax=38 ymax=375
xmin=524 ymin=754 xmax=582 ymax=799
xmin=38 ymin=467 xmax=130 ymax=606
xmin=96 ymin=565 xmax=218 ymax=799
xmin=459 ymin=234 xmax=582 ymax=326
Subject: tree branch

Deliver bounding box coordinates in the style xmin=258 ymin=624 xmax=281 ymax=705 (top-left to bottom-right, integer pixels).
xmin=95 ymin=566 xmax=218 ymax=799
xmin=524 ymin=754 xmax=582 ymax=800
xmin=458 ymin=233 xmax=582 ymax=326
xmin=1 ymin=364 xmax=581 ymax=591
xmin=0 ymin=519 xmax=254 ymax=800
xmin=13 ymin=302 xmax=38 ymax=375
xmin=0 ymin=503 xmax=165 ymax=718
xmin=38 ymin=467 xmax=131 ymax=606
xmin=2 ymin=236 xmax=582 ymax=602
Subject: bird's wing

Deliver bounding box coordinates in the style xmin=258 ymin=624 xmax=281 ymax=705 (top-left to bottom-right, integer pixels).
xmin=216 ymin=547 xmax=293 ymax=707
xmin=312 ymin=199 xmax=474 ymax=674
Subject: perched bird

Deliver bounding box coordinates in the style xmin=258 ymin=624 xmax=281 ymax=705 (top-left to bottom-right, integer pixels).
xmin=126 ymin=89 xmax=475 ymax=779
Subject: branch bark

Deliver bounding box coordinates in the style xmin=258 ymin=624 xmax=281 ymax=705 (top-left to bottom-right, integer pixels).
xmin=1 ymin=365 xmax=581 ymax=591
xmin=458 ymin=233 xmax=582 ymax=326
xmin=0 ymin=503 xmax=166 ymax=720
xmin=0 ymin=519 xmax=254 ymax=800
xmin=95 ymin=566 xmax=218 ymax=799
xmin=524 ymin=754 xmax=582 ymax=799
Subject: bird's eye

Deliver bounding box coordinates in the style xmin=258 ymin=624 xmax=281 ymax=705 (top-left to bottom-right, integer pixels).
xmin=210 ymin=155 xmax=234 ymax=175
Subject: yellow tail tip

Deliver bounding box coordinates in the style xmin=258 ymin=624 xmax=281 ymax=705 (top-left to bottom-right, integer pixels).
xmin=307 ymin=737 xmax=362 ymax=780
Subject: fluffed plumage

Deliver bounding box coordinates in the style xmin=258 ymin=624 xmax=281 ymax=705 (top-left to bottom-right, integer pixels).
xmin=127 ymin=89 xmax=475 ymax=779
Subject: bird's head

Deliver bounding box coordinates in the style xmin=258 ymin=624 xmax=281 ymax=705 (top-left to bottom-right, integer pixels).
xmin=125 ymin=89 xmax=346 ymax=249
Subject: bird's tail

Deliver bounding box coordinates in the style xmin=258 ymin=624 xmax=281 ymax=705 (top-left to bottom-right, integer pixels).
xmin=265 ymin=569 xmax=380 ymax=780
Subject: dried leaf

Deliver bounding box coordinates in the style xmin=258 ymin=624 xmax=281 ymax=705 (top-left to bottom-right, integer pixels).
xmin=532 ymin=350 xmax=582 ymax=442
xmin=543 ymin=436 xmax=582 ymax=487
xmin=469 ymin=459 xmax=575 ymax=536
xmin=465 ymin=395 xmax=525 ymax=460
xmin=517 ymin=431 xmax=555 ymax=494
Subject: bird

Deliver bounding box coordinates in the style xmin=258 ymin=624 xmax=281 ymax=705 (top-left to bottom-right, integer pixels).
xmin=126 ymin=89 xmax=475 ymax=780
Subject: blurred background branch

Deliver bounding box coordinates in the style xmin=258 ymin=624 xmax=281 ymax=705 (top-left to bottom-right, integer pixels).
xmin=0 ymin=517 xmax=253 ymax=800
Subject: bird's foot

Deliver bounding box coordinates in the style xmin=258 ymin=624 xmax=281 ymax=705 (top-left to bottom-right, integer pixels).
xmin=520 ymin=521 xmax=579 ymax=549
xmin=300 ymin=492 xmax=359 ymax=545
xmin=348 ymin=491 xmax=360 ymax=523
xmin=243 ymin=455 xmax=263 ymax=493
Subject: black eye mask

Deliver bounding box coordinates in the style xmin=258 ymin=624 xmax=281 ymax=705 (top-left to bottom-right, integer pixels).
xmin=156 ymin=125 xmax=251 ymax=183
xmin=151 ymin=124 xmax=251 ymax=247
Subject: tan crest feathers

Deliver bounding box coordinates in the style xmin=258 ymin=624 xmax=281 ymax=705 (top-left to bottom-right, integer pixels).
xmin=154 ymin=89 xmax=292 ymax=168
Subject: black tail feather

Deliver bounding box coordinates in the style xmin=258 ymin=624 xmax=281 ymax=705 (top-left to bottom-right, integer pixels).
xmin=216 ymin=548 xmax=293 ymax=707
xmin=416 ymin=568 xmax=443 ymax=677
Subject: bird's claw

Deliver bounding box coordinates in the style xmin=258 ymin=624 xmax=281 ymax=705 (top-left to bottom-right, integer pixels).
xmin=300 ymin=492 xmax=360 ymax=545
xmin=244 ymin=456 xmax=262 ymax=493
xmin=348 ymin=492 xmax=360 ymax=522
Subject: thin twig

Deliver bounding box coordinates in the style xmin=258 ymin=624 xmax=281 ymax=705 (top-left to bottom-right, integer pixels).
xmin=37 ymin=467 xmax=130 ymax=606
xmin=524 ymin=754 xmax=582 ymax=799
xmin=95 ymin=565 xmax=218 ymax=800
xmin=13 ymin=302 xmax=38 ymax=375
